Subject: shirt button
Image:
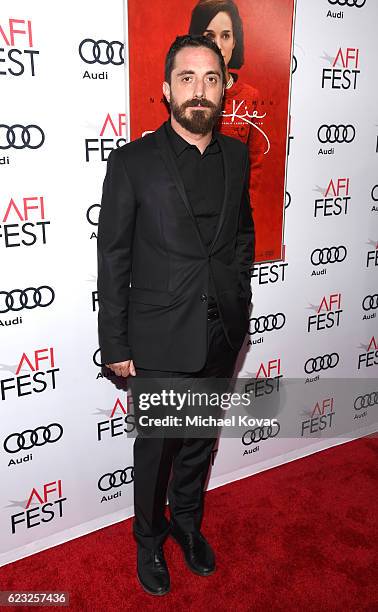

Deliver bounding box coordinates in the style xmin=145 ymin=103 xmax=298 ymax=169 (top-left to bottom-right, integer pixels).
xmin=200 ymin=293 xmax=208 ymax=302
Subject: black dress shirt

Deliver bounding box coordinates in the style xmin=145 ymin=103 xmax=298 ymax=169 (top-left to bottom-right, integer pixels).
xmin=164 ymin=119 xmax=224 ymax=305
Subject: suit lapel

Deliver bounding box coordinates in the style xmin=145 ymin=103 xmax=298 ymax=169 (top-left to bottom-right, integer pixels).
xmin=154 ymin=122 xmax=230 ymax=255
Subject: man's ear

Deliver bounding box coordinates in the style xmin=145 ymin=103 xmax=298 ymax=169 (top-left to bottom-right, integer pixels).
xmin=162 ymin=81 xmax=170 ymax=103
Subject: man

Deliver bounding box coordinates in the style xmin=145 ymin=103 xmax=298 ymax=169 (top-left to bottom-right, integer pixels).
xmin=97 ymin=34 xmax=254 ymax=596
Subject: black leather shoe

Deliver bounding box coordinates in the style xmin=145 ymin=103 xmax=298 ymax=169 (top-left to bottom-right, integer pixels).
xmin=137 ymin=545 xmax=170 ymax=596
xmin=170 ymin=522 xmax=216 ymax=576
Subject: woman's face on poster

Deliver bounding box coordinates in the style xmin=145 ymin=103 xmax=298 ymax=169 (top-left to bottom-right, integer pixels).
xmin=202 ymin=11 xmax=236 ymax=68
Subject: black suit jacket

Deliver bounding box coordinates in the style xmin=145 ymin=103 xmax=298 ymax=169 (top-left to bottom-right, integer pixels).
xmin=97 ymin=121 xmax=255 ymax=372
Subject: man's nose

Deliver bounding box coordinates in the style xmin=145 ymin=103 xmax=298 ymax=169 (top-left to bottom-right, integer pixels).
xmin=193 ymin=79 xmax=205 ymax=98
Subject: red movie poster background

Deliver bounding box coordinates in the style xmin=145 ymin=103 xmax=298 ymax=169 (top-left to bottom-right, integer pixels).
xmin=127 ymin=0 xmax=294 ymax=263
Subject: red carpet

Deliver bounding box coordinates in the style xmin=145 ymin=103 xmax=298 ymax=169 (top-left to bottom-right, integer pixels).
xmin=1 ymin=436 xmax=377 ymax=611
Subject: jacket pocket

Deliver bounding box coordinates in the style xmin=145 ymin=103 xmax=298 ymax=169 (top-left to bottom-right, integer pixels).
xmin=129 ymin=287 xmax=171 ymax=306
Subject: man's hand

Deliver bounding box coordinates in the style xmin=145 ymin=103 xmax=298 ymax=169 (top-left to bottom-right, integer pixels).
xmin=105 ymin=359 xmax=136 ymax=377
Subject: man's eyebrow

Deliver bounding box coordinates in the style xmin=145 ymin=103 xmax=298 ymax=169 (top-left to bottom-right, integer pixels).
xmin=175 ymin=69 xmax=221 ymax=77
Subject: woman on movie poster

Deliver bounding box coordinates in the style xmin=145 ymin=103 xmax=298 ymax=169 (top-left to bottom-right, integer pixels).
xmin=188 ymin=0 xmax=267 ymax=215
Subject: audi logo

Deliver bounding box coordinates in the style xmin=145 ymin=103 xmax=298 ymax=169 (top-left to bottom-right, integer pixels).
xmin=86 ymin=203 xmax=100 ymax=226
xmin=4 ymin=423 xmax=63 ymax=454
xmin=0 ymin=286 xmax=55 ymax=314
xmin=0 ymin=124 xmax=45 ymax=150
xmin=79 ymin=39 xmax=124 ymax=65
xmin=310 ymin=246 xmax=347 ymax=266
xmin=242 ymin=423 xmax=280 ymax=445
xmin=304 ymin=353 xmax=340 ymax=374
xmin=328 ymin=0 xmax=366 ymax=6
xmin=250 ymin=313 xmax=286 ymax=335
xmin=317 ymin=124 xmax=355 ymax=144
xmin=354 ymin=391 xmax=378 ymax=410
xmin=362 ymin=294 xmax=378 ymax=311
xmin=98 ymin=467 xmax=134 ymax=491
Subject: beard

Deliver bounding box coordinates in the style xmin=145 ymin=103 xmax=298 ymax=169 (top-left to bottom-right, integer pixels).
xmin=170 ymin=94 xmax=222 ymax=135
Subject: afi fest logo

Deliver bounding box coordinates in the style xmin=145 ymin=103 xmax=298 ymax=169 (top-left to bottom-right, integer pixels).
xmin=301 ymin=397 xmax=335 ymax=436
xmin=251 ymin=246 xmax=288 ymax=285
xmin=365 ymin=239 xmax=378 ymax=268
xmin=85 ymin=113 xmax=126 ymax=161
xmin=321 ymin=48 xmax=360 ymax=90
xmin=314 ymin=177 xmax=351 ymax=218
xmin=1 ymin=347 xmax=59 ymax=401
xmin=0 ymin=18 xmax=38 ymax=77
xmin=10 ymin=480 xmax=66 ymax=534
xmin=0 ymin=195 xmax=49 ymax=249
xmin=245 ymin=358 xmax=283 ymax=398
xmin=357 ymin=336 xmax=378 ymax=369
xmin=96 ymin=396 xmax=136 ymax=442
xmin=307 ymin=293 xmax=343 ymax=333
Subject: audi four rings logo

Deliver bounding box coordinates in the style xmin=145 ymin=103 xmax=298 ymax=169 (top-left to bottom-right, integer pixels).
xmin=304 ymin=353 xmax=340 ymax=374
xmin=0 ymin=124 xmax=45 ymax=150
xmin=250 ymin=313 xmax=286 ymax=335
xmin=98 ymin=467 xmax=134 ymax=491
xmin=242 ymin=423 xmax=280 ymax=445
xmin=310 ymin=246 xmax=347 ymax=266
xmin=79 ymin=39 xmax=124 ymax=65
xmin=317 ymin=124 xmax=355 ymax=144
xmin=0 ymin=286 xmax=55 ymax=314
xmin=362 ymin=294 xmax=378 ymax=311
xmin=328 ymin=0 xmax=366 ymax=6
xmin=4 ymin=423 xmax=63 ymax=454
xmin=354 ymin=391 xmax=378 ymax=410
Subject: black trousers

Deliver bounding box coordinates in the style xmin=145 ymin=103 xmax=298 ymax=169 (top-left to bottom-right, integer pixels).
xmin=128 ymin=315 xmax=239 ymax=550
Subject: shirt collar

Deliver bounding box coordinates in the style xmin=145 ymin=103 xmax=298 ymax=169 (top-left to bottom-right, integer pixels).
xmin=164 ymin=119 xmax=219 ymax=157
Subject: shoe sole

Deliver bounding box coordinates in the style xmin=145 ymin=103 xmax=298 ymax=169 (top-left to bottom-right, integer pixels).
xmin=170 ymin=533 xmax=216 ymax=577
xmin=136 ymin=573 xmax=170 ymax=596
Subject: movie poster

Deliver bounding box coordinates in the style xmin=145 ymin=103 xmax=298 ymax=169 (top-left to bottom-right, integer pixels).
xmin=126 ymin=0 xmax=295 ymax=263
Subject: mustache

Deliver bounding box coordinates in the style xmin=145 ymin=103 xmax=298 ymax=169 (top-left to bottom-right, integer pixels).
xmin=182 ymin=98 xmax=216 ymax=109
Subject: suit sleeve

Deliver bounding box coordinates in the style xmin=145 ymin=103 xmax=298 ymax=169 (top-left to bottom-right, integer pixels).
xmin=234 ymin=149 xmax=255 ymax=305
xmin=97 ymin=148 xmax=137 ymax=364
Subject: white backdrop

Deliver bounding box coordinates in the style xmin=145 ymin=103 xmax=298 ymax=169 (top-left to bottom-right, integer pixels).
xmin=1 ymin=0 xmax=377 ymax=567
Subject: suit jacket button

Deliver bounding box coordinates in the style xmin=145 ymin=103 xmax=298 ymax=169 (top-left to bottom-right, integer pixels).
xmin=200 ymin=293 xmax=208 ymax=302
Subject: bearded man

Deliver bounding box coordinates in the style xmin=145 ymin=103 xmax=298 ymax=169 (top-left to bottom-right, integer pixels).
xmin=97 ymin=34 xmax=254 ymax=596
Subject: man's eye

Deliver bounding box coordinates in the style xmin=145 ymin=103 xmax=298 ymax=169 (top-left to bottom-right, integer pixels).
xmin=182 ymin=76 xmax=192 ymax=82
